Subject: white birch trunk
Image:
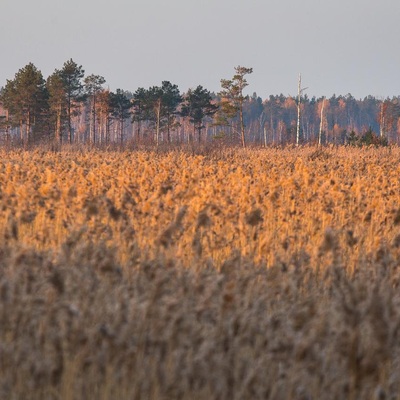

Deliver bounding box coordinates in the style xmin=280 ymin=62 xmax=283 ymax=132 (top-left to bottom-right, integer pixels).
xmin=319 ymin=98 xmax=325 ymax=146
xmin=296 ymin=73 xmax=301 ymax=146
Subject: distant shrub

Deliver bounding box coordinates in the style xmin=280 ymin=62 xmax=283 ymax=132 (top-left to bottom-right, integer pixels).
xmin=347 ymin=127 xmax=388 ymax=146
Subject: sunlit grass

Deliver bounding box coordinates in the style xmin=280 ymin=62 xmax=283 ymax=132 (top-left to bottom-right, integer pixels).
xmin=1 ymin=145 xmax=400 ymax=399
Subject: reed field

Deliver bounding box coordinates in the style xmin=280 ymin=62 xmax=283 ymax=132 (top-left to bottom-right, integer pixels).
xmin=1 ymin=145 xmax=400 ymax=399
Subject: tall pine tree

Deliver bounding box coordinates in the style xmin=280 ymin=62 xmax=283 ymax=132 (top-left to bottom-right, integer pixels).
xmin=132 ymin=87 xmax=148 ymax=143
xmin=60 ymin=59 xmax=86 ymax=144
xmin=110 ymin=89 xmax=132 ymax=145
xmin=181 ymin=86 xmax=218 ymax=143
xmin=84 ymin=74 xmax=105 ymax=144
xmin=161 ymin=81 xmax=181 ymax=143
xmin=1 ymin=63 xmax=48 ymax=145
xmin=219 ymin=66 xmax=253 ymax=147
xmin=47 ymin=71 xmax=66 ymax=144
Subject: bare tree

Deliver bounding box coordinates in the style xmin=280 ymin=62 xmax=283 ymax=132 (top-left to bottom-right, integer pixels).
xmin=296 ymin=73 xmax=308 ymax=146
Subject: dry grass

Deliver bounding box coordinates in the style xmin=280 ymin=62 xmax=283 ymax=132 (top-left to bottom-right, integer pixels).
xmin=1 ymin=145 xmax=400 ymax=399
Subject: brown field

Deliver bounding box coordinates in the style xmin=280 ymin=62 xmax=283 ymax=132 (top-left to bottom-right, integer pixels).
xmin=1 ymin=145 xmax=400 ymax=399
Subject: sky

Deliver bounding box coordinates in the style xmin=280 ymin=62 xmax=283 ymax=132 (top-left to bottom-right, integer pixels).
xmin=1 ymin=0 xmax=399 ymax=99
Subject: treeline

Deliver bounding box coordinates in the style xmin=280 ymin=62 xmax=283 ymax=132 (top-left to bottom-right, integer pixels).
xmin=0 ymin=60 xmax=399 ymax=147
xmin=251 ymin=93 xmax=398 ymax=146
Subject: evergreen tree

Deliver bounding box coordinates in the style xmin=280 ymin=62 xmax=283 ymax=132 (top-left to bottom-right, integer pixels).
xmin=1 ymin=63 xmax=48 ymax=145
xmin=84 ymin=74 xmax=105 ymax=144
xmin=109 ymin=89 xmax=132 ymax=145
xmin=161 ymin=81 xmax=182 ymax=143
xmin=143 ymin=82 xmax=181 ymax=145
xmin=132 ymin=87 xmax=148 ymax=143
xmin=96 ymin=90 xmax=113 ymax=144
xmin=147 ymin=86 xmax=164 ymax=145
xmin=60 ymin=59 xmax=86 ymax=144
xmin=181 ymin=85 xmax=218 ymax=142
xmin=219 ymin=66 xmax=253 ymax=147
xmin=1 ymin=79 xmax=18 ymax=134
xmin=213 ymin=97 xmax=239 ymax=141
xmin=47 ymin=71 xmax=66 ymax=144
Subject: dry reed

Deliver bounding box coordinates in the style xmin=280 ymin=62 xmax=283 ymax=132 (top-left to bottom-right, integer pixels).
xmin=0 ymin=145 xmax=400 ymax=399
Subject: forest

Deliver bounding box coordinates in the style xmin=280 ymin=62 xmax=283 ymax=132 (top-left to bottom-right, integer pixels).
xmin=1 ymin=59 xmax=399 ymax=147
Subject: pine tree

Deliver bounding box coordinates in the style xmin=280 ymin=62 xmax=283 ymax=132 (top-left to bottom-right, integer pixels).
xmin=161 ymin=81 xmax=182 ymax=143
xmin=47 ymin=71 xmax=66 ymax=144
xmin=1 ymin=63 xmax=48 ymax=145
xmin=147 ymin=86 xmax=164 ymax=146
xmin=109 ymin=89 xmax=132 ymax=145
xmin=96 ymin=90 xmax=112 ymax=144
xmin=84 ymin=74 xmax=105 ymax=144
xmin=181 ymin=86 xmax=218 ymax=143
xmin=219 ymin=66 xmax=253 ymax=147
xmin=144 ymin=82 xmax=181 ymax=145
xmin=60 ymin=59 xmax=86 ymax=144
xmin=132 ymin=87 xmax=148 ymax=143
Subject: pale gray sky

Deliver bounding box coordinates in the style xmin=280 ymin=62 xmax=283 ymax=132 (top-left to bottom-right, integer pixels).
xmin=1 ymin=0 xmax=399 ymax=99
